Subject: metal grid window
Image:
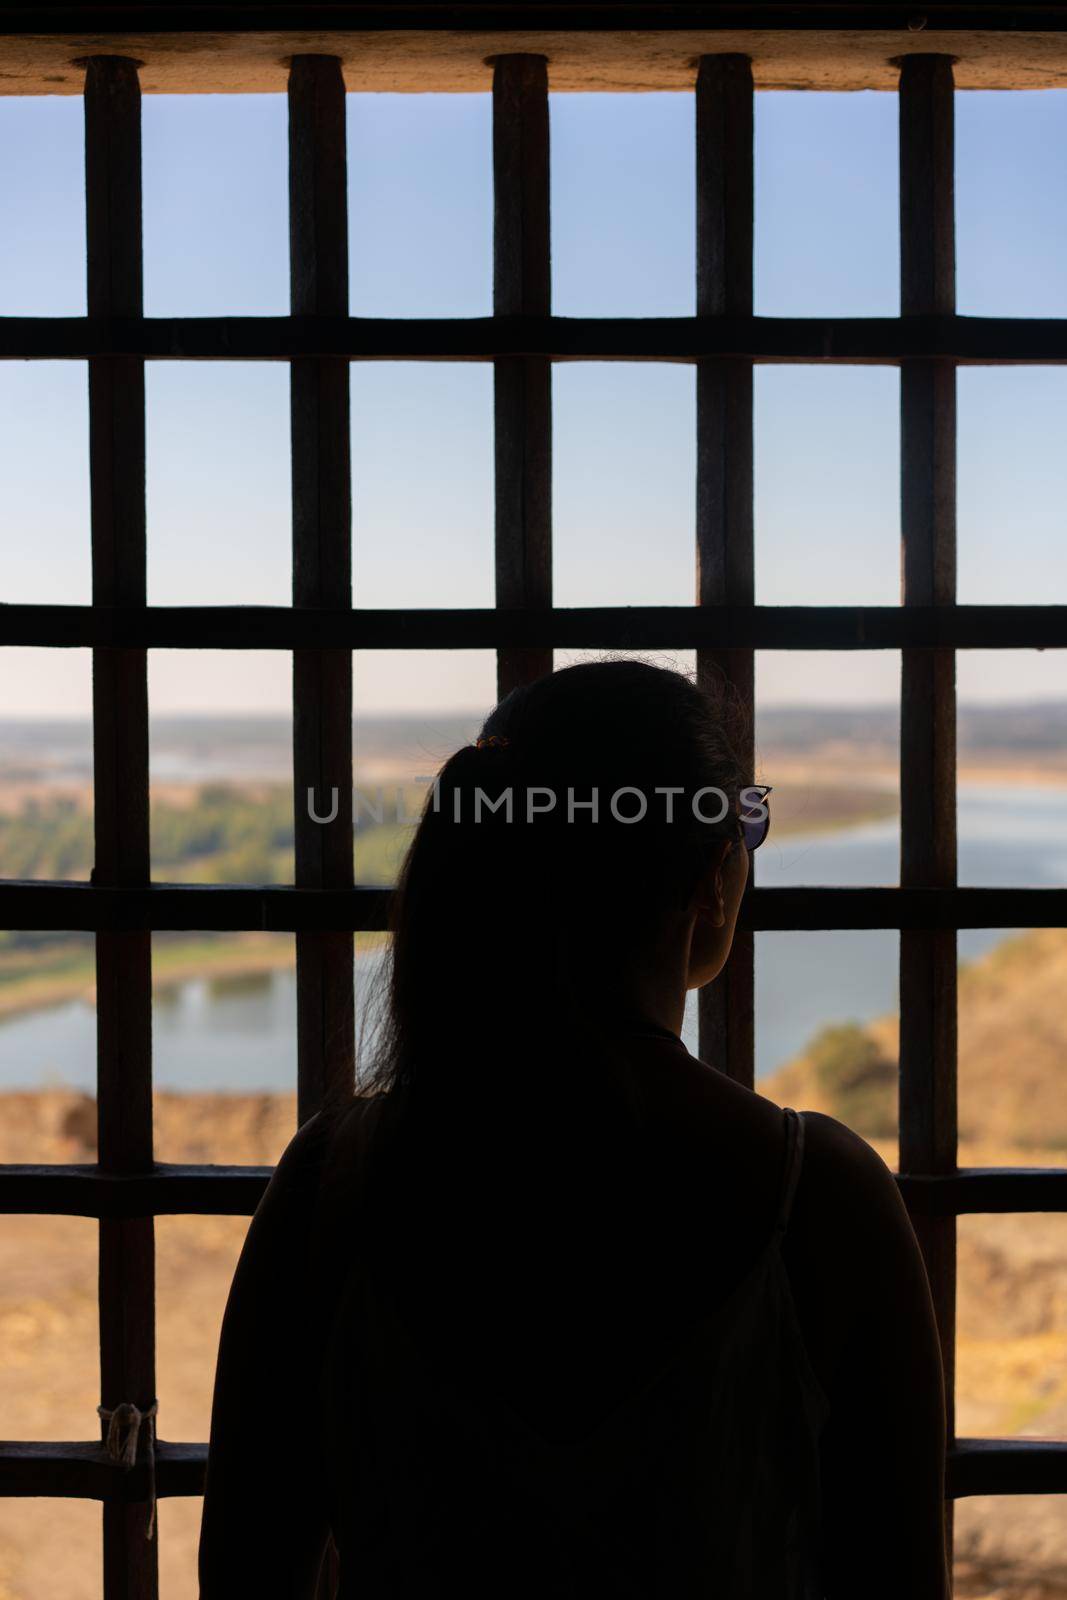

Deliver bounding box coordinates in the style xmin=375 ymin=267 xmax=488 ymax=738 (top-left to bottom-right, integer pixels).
xmin=1 ymin=11 xmax=1066 ymax=1598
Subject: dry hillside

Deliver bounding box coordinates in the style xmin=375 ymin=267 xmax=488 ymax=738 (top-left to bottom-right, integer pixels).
xmin=764 ymin=926 xmax=1067 ymax=1150
xmin=763 ymin=926 xmax=1067 ymax=1598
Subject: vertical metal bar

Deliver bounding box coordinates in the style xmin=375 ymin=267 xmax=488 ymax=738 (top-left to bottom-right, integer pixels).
xmin=492 ymin=53 xmax=552 ymax=698
xmin=84 ymin=53 xmax=157 ymax=1600
xmin=289 ymin=55 xmax=355 ymax=1131
xmin=695 ymin=54 xmax=756 ymax=1087
xmin=898 ymin=50 xmax=958 ymax=1572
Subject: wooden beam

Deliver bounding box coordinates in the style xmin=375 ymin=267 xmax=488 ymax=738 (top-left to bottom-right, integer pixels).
xmin=898 ymin=1168 xmax=1067 ymax=1216
xmin=0 ymin=1441 xmax=206 ymax=1503
xmin=84 ymin=51 xmax=158 ymax=1599
xmin=0 ymin=1165 xmax=273 ymax=1218
xmin=288 ymin=75 xmax=354 ymax=1585
xmin=696 ymin=52 xmax=755 ymax=1089
xmin=11 ymin=313 xmax=1067 ymax=364
xmin=8 ymin=1161 xmax=1067 ymax=1221
xmin=898 ymin=50 xmax=958 ymax=1569
xmin=289 ymin=55 xmax=356 ymax=1125
xmin=5 ymin=600 xmax=1067 ymax=651
xmin=7 ymin=1433 xmax=1067 ymax=1506
xmin=492 ymin=52 xmax=552 ymax=696
xmin=5 ymin=16 xmax=1067 ymax=96
xmin=5 ymin=881 xmax=1066 ymax=934
xmin=949 ymin=1439 xmax=1067 ymax=1500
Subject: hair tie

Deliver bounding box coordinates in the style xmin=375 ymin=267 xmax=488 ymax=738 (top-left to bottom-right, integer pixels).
xmin=474 ymin=735 xmax=510 ymax=750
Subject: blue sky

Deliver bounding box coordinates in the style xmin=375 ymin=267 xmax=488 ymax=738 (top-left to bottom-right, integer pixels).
xmin=1 ymin=87 xmax=1066 ymax=715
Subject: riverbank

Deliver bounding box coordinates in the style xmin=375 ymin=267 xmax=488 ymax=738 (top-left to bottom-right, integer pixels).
xmin=0 ymin=930 xmax=390 ymax=1026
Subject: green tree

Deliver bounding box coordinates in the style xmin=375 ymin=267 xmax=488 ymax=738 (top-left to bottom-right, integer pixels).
xmin=808 ymin=1021 xmax=897 ymax=1138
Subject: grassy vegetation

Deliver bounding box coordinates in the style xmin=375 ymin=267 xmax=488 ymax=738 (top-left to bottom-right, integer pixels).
xmin=0 ymin=777 xmax=412 ymax=1017
xmin=805 ymin=1020 xmax=897 ymax=1138
xmin=0 ymin=797 xmax=93 ymax=880
xmin=153 ymin=786 xmax=295 ymax=884
xmin=0 ymin=784 xmax=429 ymax=886
xmin=0 ymin=932 xmax=97 ymax=1016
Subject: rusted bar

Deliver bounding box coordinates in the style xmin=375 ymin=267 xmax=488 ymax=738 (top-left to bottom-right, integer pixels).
xmin=5 ymin=1433 xmax=1067 ymax=1506
xmin=0 ymin=1165 xmax=274 ymax=1217
xmin=948 ymin=1439 xmax=1067 ymax=1499
xmin=695 ymin=53 xmax=755 ymax=1087
xmin=898 ymin=50 xmax=959 ymax=1566
xmin=288 ymin=56 xmax=353 ymax=1598
xmin=4 ymin=881 xmax=1067 ymax=935
xmin=289 ymin=54 xmax=355 ymax=1127
xmin=491 ymin=53 xmax=552 ymax=697
xmin=5 ymin=599 xmax=1067 ymax=652
xmin=10 ymin=311 xmax=1067 ymax=364
xmin=84 ymin=51 xmax=158 ymax=1600
xmin=6 ymin=1160 xmax=1067 ymax=1221
xmin=0 ymin=1440 xmax=206 ymax=1503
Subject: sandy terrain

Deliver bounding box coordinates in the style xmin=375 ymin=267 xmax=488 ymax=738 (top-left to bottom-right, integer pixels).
xmin=0 ymin=1093 xmax=299 ymax=1599
xmin=0 ymin=1088 xmax=1065 ymax=1597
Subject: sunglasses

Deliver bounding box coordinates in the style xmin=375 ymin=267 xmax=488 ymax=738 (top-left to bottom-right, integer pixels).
xmin=738 ymin=786 xmax=773 ymax=852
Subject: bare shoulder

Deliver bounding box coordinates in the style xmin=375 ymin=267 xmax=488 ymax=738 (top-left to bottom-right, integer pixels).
xmin=258 ymin=1104 xmax=336 ymax=1203
xmin=795 ymin=1110 xmax=917 ymax=1254
xmin=790 ymin=1108 xmax=930 ymax=1294
xmin=264 ymin=1094 xmax=380 ymax=1196
xmin=789 ymin=1120 xmax=950 ymax=1597
xmin=244 ymin=1100 xmax=372 ymax=1256
xmin=782 ymin=1109 xmax=941 ymax=1393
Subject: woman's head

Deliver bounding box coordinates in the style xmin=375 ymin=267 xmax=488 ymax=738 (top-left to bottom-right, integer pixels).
xmin=359 ymin=658 xmax=753 ymax=1113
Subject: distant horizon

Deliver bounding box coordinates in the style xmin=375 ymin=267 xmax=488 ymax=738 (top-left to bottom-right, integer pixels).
xmin=4 ymin=695 xmax=1067 ymax=725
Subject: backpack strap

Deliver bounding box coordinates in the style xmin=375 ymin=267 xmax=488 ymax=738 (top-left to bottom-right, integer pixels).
xmin=772 ymin=1106 xmax=806 ymax=1239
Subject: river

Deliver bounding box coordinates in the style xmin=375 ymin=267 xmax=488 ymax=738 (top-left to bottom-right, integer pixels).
xmin=1 ymin=782 xmax=1063 ymax=1092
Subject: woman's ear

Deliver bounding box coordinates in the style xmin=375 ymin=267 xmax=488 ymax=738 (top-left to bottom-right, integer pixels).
xmin=685 ymin=835 xmax=749 ymax=991
xmin=691 ymin=840 xmax=733 ymax=929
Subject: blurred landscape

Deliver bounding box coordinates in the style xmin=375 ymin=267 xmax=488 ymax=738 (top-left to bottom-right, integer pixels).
xmin=764 ymin=925 xmax=1067 ymax=1599
xmin=0 ymin=704 xmax=903 ymax=1024
xmin=1 ymin=706 xmax=1067 ymax=1597
xmin=2 ymin=923 xmax=1067 ymax=1597
xmin=3 ymin=699 xmax=1062 ymax=891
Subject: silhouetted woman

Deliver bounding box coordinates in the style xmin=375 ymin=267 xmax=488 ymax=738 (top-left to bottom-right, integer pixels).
xmin=199 ymin=659 xmax=950 ymax=1598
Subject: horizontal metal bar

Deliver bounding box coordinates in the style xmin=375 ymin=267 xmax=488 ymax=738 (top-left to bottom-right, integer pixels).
xmin=0 ymin=882 xmax=391 ymax=931
xmin=745 ymin=887 xmax=1067 ymax=931
xmin=0 ymin=883 xmax=1064 ymax=934
xmin=4 ymin=1164 xmax=1067 ymax=1221
xmin=0 ymin=1163 xmax=271 ymax=1218
xmin=949 ymin=1438 xmax=1067 ymax=1499
xmin=1 ymin=1434 xmax=1063 ymax=1503
xmin=898 ymin=1169 xmax=1067 ymax=1216
xmin=2 ymin=314 xmax=1067 ymax=364
xmin=4 ymin=602 xmax=1067 ymax=652
xmin=0 ymin=1440 xmax=205 ymax=1502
